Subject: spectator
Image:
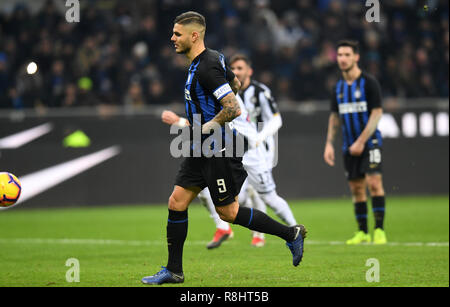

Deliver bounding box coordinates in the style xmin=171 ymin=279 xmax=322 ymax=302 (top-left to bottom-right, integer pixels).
xmin=124 ymin=81 xmax=145 ymax=110
xmin=0 ymin=0 xmax=447 ymax=109
xmin=0 ymin=52 xmax=9 ymax=107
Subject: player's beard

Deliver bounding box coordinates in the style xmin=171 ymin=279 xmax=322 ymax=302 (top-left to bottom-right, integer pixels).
xmin=176 ymin=43 xmax=191 ymax=55
xmin=237 ymin=75 xmax=246 ymax=85
xmin=238 ymin=72 xmax=250 ymax=88
xmin=340 ymin=62 xmax=356 ymax=73
xmin=176 ymin=48 xmax=188 ymax=54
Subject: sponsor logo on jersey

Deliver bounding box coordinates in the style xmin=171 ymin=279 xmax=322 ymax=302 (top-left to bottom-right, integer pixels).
xmin=338 ymin=101 xmax=368 ymax=114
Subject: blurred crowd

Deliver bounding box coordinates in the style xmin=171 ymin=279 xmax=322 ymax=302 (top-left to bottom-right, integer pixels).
xmin=0 ymin=0 xmax=448 ymax=110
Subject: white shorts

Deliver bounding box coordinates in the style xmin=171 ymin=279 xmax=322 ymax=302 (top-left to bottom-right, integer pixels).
xmin=243 ymin=145 xmax=276 ymax=193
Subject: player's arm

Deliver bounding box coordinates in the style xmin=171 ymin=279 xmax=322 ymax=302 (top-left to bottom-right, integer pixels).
xmin=230 ymin=76 xmax=241 ymax=95
xmin=255 ymin=89 xmax=282 ymax=145
xmin=224 ymin=57 xmax=241 ymax=94
xmin=199 ymin=56 xmax=241 ymax=134
xmin=349 ymin=76 xmax=383 ymax=156
xmin=202 ymin=92 xmax=241 ymax=133
xmin=324 ymin=85 xmax=340 ymax=166
xmin=324 ymin=112 xmax=340 ymax=166
xmin=255 ymin=113 xmax=282 ymax=145
xmin=349 ymin=108 xmax=382 ymax=156
xmin=161 ymin=110 xmax=190 ymax=127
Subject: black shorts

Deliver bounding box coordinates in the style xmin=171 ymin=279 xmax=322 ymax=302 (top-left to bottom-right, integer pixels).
xmin=174 ymin=157 xmax=247 ymax=207
xmin=344 ymin=146 xmax=383 ymax=181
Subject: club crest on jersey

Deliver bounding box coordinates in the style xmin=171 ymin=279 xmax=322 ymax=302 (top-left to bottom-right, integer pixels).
xmin=354 ymin=89 xmax=362 ymax=99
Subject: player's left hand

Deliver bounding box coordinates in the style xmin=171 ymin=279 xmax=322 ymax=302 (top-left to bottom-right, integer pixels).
xmin=349 ymin=140 xmax=365 ymax=156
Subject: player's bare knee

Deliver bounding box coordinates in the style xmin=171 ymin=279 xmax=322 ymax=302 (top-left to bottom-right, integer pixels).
xmin=368 ymin=184 xmax=384 ymax=196
xmin=349 ymin=182 xmax=366 ymax=202
xmin=218 ymin=211 xmax=234 ymax=223
xmin=168 ymin=194 xmax=186 ymax=211
xmin=168 ymin=195 xmax=177 ymax=210
xmin=349 ymin=184 xmax=364 ymax=196
xmin=216 ymin=210 xmax=230 ymax=222
xmin=216 ymin=210 xmax=234 ymax=223
xmin=366 ymin=176 xmax=384 ymax=196
xmin=215 ymin=204 xmax=238 ymax=223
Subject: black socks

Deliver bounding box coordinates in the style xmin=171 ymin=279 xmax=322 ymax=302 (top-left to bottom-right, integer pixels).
xmin=372 ymin=196 xmax=385 ymax=229
xmin=354 ymin=201 xmax=368 ymax=233
xmin=166 ymin=209 xmax=188 ymax=274
xmin=233 ymin=206 xmax=295 ymax=242
xmin=354 ymin=197 xmax=386 ymax=232
xmin=165 ymin=206 xmax=300 ymax=274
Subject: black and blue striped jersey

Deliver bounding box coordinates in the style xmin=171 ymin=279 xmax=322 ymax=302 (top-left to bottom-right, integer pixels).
xmin=331 ymin=72 xmax=383 ymax=153
xmin=185 ymin=48 xmax=235 ymax=126
xmin=184 ymin=48 xmax=236 ymax=156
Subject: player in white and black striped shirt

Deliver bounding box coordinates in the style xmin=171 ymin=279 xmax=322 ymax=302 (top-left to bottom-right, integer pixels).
xmin=239 ymin=79 xmax=281 ymax=170
xmin=229 ymin=53 xmax=298 ymax=246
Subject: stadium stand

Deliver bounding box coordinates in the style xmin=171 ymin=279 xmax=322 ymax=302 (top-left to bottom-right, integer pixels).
xmin=0 ymin=0 xmax=448 ymax=109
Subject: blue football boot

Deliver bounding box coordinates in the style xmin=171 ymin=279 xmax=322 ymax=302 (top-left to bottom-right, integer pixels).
xmin=286 ymin=224 xmax=307 ymax=267
xmin=141 ymin=266 xmax=184 ymax=285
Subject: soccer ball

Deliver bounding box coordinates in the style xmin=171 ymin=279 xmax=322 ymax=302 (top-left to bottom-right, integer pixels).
xmin=0 ymin=172 xmax=22 ymax=207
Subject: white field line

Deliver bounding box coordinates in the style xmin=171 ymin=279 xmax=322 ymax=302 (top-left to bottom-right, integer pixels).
xmin=0 ymin=238 xmax=447 ymax=247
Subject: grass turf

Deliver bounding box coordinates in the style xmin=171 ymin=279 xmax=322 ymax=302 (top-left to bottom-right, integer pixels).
xmin=0 ymin=196 xmax=448 ymax=287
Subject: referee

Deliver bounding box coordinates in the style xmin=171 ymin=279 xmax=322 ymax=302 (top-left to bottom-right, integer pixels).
xmin=324 ymin=40 xmax=387 ymax=245
xmin=142 ymin=11 xmax=306 ymax=285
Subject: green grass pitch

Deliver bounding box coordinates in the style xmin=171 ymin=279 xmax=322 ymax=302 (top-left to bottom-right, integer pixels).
xmin=0 ymin=196 xmax=448 ymax=287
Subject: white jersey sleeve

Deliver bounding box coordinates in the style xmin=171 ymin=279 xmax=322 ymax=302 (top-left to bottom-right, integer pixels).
xmin=256 ymin=82 xmax=280 ymax=122
xmin=231 ymin=94 xmax=258 ymax=141
xmin=251 ymin=81 xmax=281 ymax=169
xmin=253 ymin=82 xmax=282 ymax=140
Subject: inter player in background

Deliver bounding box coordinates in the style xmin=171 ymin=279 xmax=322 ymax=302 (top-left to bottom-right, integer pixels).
xmin=141 ymin=11 xmax=306 ymax=285
xmin=324 ymin=40 xmax=387 ymax=245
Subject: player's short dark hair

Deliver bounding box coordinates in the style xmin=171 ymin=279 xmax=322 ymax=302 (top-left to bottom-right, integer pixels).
xmin=174 ymin=11 xmax=206 ymax=28
xmin=337 ymin=40 xmax=360 ymax=54
xmin=230 ymin=53 xmax=252 ymax=67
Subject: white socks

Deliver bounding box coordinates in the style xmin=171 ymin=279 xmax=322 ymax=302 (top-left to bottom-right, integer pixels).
xmin=259 ymin=190 xmax=297 ymax=226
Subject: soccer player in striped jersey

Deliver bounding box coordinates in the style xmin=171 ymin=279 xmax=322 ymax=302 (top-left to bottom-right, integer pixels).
xmin=324 ymin=40 xmax=387 ymax=245
xmin=161 ymin=93 xmax=291 ymax=249
xmin=230 ymin=54 xmax=281 ymax=170
xmin=142 ymin=11 xmax=307 ymax=286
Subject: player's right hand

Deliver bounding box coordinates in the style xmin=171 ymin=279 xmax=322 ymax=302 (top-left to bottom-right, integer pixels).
xmin=324 ymin=143 xmax=335 ymax=167
xmin=161 ymin=110 xmax=180 ymax=125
